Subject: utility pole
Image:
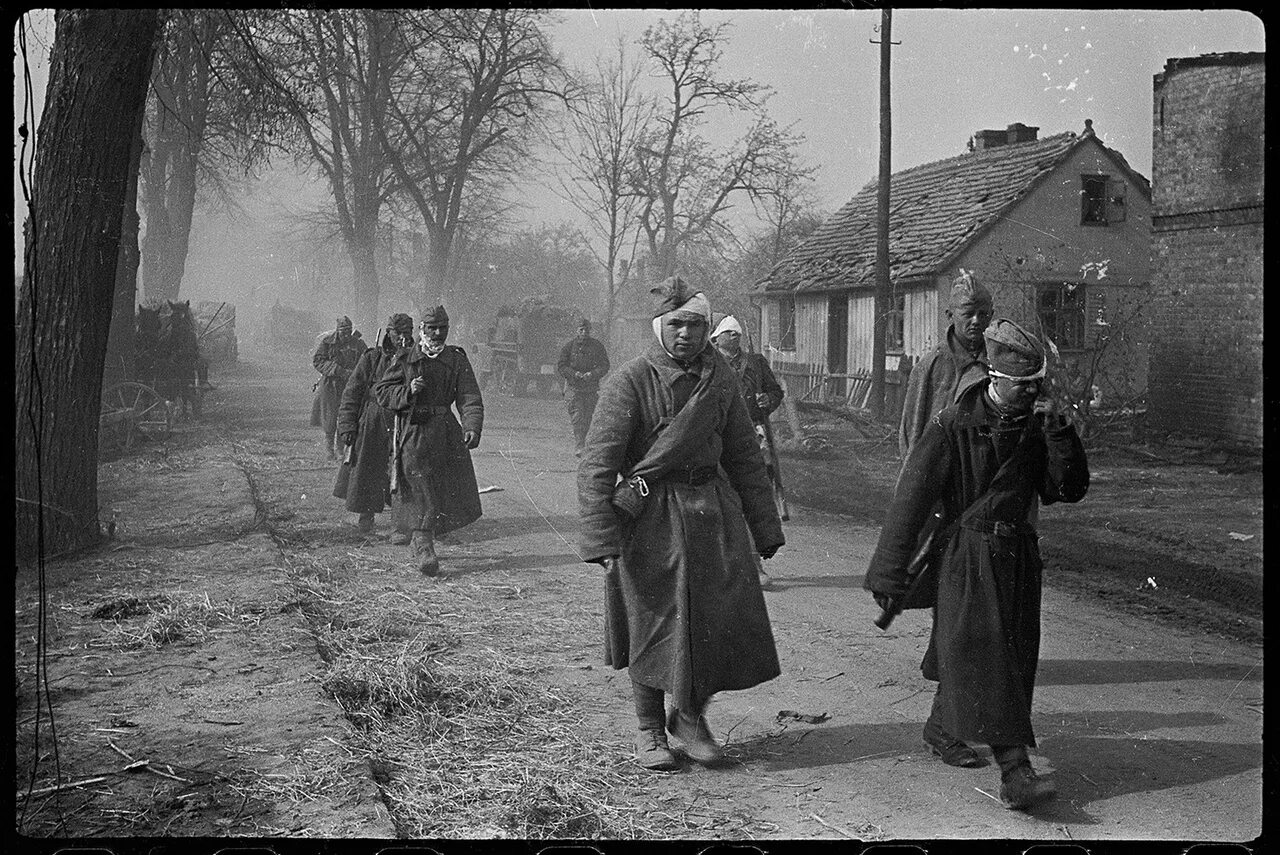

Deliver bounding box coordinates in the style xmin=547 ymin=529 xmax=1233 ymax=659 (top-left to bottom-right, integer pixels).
xmin=870 ymin=9 xmax=897 ymax=421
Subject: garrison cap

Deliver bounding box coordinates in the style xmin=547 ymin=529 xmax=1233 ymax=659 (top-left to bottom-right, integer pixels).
xmin=422 ymin=305 xmax=449 ymax=325
xmin=336 ymin=315 xmax=353 ymax=330
xmin=949 ymin=269 xmax=993 ymax=308
xmin=387 ymin=313 xmax=415 ymax=334
xmin=983 ymin=318 xmax=1046 ymax=380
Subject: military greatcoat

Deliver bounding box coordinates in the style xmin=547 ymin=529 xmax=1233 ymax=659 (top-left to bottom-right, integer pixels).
xmin=311 ymin=330 xmax=367 ymax=436
xmin=578 ymin=343 xmax=784 ymax=710
xmin=332 ymin=344 xmax=396 ymax=514
xmin=866 ymin=382 xmax=1089 ymax=746
xmin=374 ymin=344 xmax=483 ymax=535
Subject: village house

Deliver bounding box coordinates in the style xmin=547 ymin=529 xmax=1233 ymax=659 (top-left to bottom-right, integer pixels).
xmin=1147 ymin=52 xmax=1264 ymax=449
xmin=752 ymin=121 xmax=1152 ymax=419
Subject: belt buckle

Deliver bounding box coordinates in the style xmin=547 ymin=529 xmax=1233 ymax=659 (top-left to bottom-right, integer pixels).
xmin=992 ymin=521 xmax=1016 ymax=537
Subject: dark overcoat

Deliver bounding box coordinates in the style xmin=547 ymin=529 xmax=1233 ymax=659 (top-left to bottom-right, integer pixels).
xmin=866 ymin=382 xmax=1089 ymax=746
xmin=374 ymin=344 xmax=483 ymax=535
xmin=897 ymin=327 xmax=988 ymax=459
xmin=556 ymin=336 xmax=611 ymax=392
xmin=578 ymin=342 xmax=784 ymax=709
xmin=311 ymin=330 xmax=367 ymax=433
xmin=725 ymin=350 xmax=783 ymax=424
xmin=332 ymin=345 xmax=396 ymax=514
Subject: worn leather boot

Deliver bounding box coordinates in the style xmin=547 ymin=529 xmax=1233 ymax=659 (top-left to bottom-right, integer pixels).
xmin=411 ymin=529 xmax=439 ymax=576
xmin=389 ymin=530 xmax=411 ymax=546
xmin=635 ymin=729 xmax=679 ymax=771
xmin=666 ymin=707 xmax=724 ymax=766
xmin=324 ymin=435 xmax=337 ymax=460
xmin=999 ymin=764 xmax=1057 ymax=810
xmin=356 ymin=513 xmax=375 ymax=534
xmin=924 ymin=718 xmax=988 ymax=768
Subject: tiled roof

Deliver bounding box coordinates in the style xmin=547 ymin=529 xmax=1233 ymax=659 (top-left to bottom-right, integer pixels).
xmin=757 ymin=131 xmax=1106 ymax=294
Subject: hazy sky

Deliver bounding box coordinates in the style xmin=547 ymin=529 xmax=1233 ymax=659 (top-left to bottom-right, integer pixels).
xmin=12 ymin=8 xmax=1266 ymax=273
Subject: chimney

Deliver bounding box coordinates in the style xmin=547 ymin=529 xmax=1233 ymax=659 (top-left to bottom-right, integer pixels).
xmin=972 ymin=123 xmax=1040 ymax=151
xmin=1005 ymin=122 xmax=1039 ymax=143
xmin=972 ymin=129 xmax=1007 ymax=150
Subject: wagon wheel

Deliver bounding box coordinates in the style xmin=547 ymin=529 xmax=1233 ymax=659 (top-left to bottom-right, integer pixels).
xmin=101 ymin=381 xmax=172 ymax=444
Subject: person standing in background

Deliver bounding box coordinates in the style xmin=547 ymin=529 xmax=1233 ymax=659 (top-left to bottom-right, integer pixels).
xmin=311 ymin=316 xmax=366 ymax=460
xmin=557 ymin=317 xmax=611 ymax=457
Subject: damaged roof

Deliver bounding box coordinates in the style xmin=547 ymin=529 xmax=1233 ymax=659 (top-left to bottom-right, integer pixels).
xmin=755 ymin=130 xmax=1148 ymax=294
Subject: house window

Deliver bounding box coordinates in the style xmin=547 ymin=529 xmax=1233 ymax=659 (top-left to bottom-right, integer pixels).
xmin=771 ymin=295 xmax=796 ymax=351
xmin=1081 ymin=175 xmax=1109 ymax=225
xmin=886 ymin=292 xmax=905 ymax=352
xmin=1037 ymin=284 xmax=1086 ymax=349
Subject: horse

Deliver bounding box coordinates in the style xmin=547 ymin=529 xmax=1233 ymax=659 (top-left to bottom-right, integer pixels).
xmin=134 ymin=303 xmax=163 ymax=389
xmin=156 ymin=300 xmax=203 ymax=420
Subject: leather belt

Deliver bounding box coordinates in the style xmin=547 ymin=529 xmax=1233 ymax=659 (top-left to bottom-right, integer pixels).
xmin=961 ymin=518 xmax=1036 ymax=538
xmin=660 ymin=466 xmax=719 ymax=487
xmin=408 ymin=405 xmax=454 ymax=424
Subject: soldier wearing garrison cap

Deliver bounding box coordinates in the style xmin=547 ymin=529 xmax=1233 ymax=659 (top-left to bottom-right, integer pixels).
xmin=312 ymin=315 xmax=367 ymax=459
xmin=578 ymin=275 xmax=784 ymax=772
xmin=333 ymin=314 xmax=413 ymax=537
xmin=374 ymin=304 xmax=484 ymax=576
xmin=556 ymin=316 xmax=611 ymax=456
xmin=898 ymin=269 xmax=995 ymax=461
xmin=865 ymin=317 xmax=1089 ymax=811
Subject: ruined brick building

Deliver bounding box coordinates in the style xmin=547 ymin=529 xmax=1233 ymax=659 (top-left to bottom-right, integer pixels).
xmin=1148 ymin=52 xmax=1264 ymax=448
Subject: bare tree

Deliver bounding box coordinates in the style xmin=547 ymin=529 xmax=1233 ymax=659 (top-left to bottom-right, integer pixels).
xmin=374 ymin=8 xmax=564 ymax=312
xmin=138 ymin=11 xmax=279 ymax=305
xmin=630 ymin=11 xmax=807 ymax=279
xmin=549 ymin=40 xmax=653 ymax=342
xmin=16 ymin=9 xmax=161 ymax=560
xmin=232 ymin=9 xmax=404 ymax=330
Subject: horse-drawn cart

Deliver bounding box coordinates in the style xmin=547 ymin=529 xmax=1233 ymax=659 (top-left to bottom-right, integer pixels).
xmin=99 ymin=381 xmax=174 ymax=450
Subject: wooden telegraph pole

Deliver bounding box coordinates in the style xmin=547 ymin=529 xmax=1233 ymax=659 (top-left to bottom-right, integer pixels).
xmin=870 ymin=9 xmax=897 ymax=420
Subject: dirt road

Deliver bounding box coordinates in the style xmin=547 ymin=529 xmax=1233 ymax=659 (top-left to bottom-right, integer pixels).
xmin=14 ymin=352 xmax=1263 ymax=845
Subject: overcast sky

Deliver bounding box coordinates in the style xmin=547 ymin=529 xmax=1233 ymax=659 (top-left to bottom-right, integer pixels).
xmin=12 ymin=8 xmax=1266 ymax=273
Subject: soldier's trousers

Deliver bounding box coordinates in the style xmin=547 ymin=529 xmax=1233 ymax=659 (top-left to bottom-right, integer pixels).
xmin=566 ymin=389 xmax=599 ymax=450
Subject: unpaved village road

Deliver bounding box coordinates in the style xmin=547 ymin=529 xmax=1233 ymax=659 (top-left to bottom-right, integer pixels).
xmin=15 ymin=352 xmax=1263 ymax=847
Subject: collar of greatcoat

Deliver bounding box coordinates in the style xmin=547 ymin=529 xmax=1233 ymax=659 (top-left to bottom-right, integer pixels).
xmin=644 ymin=340 xmax=712 ymax=382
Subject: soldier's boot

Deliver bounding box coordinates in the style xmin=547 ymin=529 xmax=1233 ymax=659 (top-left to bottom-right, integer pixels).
xmin=356 ymin=513 xmax=375 ymax=534
xmin=324 ymin=434 xmax=337 ymax=460
xmin=633 ymin=681 xmax=679 ymax=771
xmin=411 ymin=529 xmax=439 ymax=576
xmin=389 ymin=530 xmax=411 ymax=546
xmin=666 ymin=705 xmax=724 ymax=766
xmin=998 ymin=764 xmax=1057 ymax=810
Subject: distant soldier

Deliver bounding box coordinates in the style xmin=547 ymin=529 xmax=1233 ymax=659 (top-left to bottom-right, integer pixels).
xmin=556 ymin=317 xmax=611 ymax=456
xmin=712 ymin=313 xmax=786 ymax=588
xmin=333 ymin=313 xmax=413 ymax=534
xmin=898 ymin=270 xmax=994 ymax=460
xmin=865 ymin=318 xmax=1089 ymax=811
xmin=374 ymin=306 xmax=484 ymax=576
xmin=311 ymin=316 xmax=367 ymax=459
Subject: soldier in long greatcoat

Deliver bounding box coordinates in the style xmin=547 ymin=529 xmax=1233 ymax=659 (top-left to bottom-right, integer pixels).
xmin=864 ymin=318 xmax=1089 ymax=811
xmin=311 ymin=316 xmax=367 ymax=459
xmin=893 ymin=270 xmax=995 ymax=769
xmin=333 ymin=313 xmax=414 ymax=534
xmin=374 ymin=306 xmax=483 ymax=576
xmin=578 ymin=276 xmax=784 ymax=772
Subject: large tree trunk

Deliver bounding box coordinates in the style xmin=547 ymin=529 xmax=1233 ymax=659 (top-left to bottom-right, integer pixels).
xmin=104 ymin=129 xmax=146 ymax=388
xmin=15 ymin=10 xmax=161 ymax=561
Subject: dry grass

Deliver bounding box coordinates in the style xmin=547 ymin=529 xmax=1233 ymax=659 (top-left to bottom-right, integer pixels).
xmin=94 ymin=590 xmax=265 ymax=651
xmin=274 ymin=554 xmax=691 ymax=840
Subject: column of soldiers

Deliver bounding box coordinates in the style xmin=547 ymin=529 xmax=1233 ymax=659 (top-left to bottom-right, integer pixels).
xmin=312 ymin=307 xmax=485 ymax=576
xmin=309 ymin=267 xmax=1088 ymax=815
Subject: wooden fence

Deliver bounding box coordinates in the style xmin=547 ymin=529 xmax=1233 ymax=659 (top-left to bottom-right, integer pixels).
xmin=769 ymin=355 xmax=916 ymax=419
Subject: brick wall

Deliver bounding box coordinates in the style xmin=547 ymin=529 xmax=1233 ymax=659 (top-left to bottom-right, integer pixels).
xmin=1147 ymin=56 xmax=1264 ymax=448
